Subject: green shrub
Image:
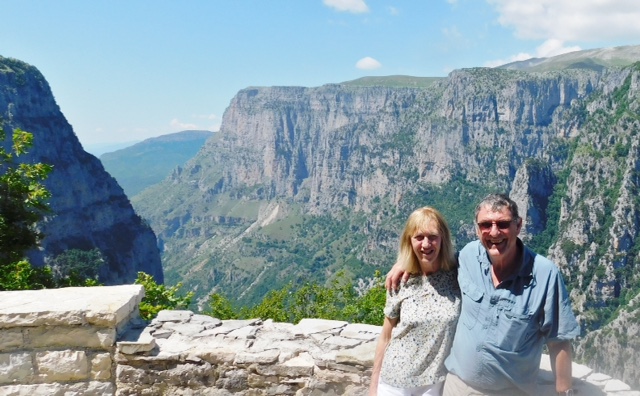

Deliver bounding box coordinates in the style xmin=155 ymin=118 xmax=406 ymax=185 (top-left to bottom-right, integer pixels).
xmin=135 ymin=272 xmax=194 ymax=320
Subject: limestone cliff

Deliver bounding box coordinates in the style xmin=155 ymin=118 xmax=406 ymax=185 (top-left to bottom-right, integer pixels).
xmin=0 ymin=56 xmax=163 ymax=284
xmin=132 ymin=58 xmax=640 ymax=386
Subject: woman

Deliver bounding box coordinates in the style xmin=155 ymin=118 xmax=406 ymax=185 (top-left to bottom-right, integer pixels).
xmin=370 ymin=206 xmax=460 ymax=396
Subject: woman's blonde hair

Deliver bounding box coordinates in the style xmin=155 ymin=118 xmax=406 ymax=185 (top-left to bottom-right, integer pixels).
xmin=396 ymin=206 xmax=455 ymax=274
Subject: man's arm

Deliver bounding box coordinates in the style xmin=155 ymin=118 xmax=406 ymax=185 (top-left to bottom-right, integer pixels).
xmin=548 ymin=340 xmax=573 ymax=394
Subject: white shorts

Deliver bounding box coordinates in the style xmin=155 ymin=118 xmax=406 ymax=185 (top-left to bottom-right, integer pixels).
xmin=378 ymin=378 xmax=444 ymax=396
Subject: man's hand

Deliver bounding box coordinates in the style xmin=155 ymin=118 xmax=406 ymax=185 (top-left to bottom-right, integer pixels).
xmin=385 ymin=262 xmax=408 ymax=291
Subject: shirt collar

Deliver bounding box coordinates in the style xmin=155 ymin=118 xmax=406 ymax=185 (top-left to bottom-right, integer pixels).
xmin=477 ymin=238 xmax=534 ymax=286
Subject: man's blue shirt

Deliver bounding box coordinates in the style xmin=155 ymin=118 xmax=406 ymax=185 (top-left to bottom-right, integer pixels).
xmin=445 ymin=239 xmax=580 ymax=395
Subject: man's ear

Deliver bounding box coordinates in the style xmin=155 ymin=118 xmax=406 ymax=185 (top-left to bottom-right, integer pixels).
xmin=515 ymin=217 xmax=523 ymax=234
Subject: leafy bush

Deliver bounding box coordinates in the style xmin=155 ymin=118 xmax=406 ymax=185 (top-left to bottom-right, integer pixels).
xmin=204 ymin=270 xmax=386 ymax=325
xmin=135 ymin=272 xmax=194 ymax=320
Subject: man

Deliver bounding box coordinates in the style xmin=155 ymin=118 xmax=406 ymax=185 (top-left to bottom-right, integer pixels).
xmin=386 ymin=194 xmax=580 ymax=396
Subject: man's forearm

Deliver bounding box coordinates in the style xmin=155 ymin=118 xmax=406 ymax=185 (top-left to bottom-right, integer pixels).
xmin=548 ymin=340 xmax=573 ymax=393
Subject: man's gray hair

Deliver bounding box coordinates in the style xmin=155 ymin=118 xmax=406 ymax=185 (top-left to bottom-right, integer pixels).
xmin=475 ymin=193 xmax=520 ymax=221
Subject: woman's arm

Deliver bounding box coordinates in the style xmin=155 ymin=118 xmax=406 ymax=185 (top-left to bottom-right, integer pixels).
xmin=370 ymin=316 xmax=398 ymax=396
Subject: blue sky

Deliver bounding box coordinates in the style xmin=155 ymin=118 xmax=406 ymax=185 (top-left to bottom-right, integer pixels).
xmin=1 ymin=0 xmax=639 ymax=149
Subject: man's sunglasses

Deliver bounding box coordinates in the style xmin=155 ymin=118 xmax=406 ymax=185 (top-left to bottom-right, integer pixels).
xmin=477 ymin=219 xmax=515 ymax=231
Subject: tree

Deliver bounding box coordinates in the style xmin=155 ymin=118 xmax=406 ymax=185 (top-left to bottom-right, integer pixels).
xmin=0 ymin=126 xmax=53 ymax=290
xmin=50 ymin=248 xmax=105 ymax=286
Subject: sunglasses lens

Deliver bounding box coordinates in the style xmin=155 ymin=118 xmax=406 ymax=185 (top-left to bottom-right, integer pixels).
xmin=477 ymin=220 xmax=513 ymax=230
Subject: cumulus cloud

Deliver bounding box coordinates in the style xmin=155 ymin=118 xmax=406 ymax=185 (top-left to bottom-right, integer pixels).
xmin=323 ymin=0 xmax=369 ymax=13
xmin=356 ymin=57 xmax=382 ymax=70
xmin=170 ymin=118 xmax=198 ymax=130
xmin=487 ymin=0 xmax=640 ymax=41
xmin=485 ymin=38 xmax=582 ymax=67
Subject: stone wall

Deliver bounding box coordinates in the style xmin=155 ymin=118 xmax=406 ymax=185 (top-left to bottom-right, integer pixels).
xmin=0 ymin=286 xmax=637 ymax=396
xmin=0 ymin=285 xmax=143 ymax=395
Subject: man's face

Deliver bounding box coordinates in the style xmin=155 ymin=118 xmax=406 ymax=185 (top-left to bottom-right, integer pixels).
xmin=475 ymin=205 xmax=521 ymax=264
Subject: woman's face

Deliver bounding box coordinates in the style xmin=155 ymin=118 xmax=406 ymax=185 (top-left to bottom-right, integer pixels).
xmin=410 ymin=224 xmax=442 ymax=272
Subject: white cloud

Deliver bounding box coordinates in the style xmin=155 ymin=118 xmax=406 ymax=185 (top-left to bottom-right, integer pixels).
xmin=355 ymin=57 xmax=382 ymax=70
xmin=485 ymin=39 xmax=582 ymax=67
xmin=388 ymin=6 xmax=399 ymax=16
xmin=323 ymin=0 xmax=369 ymax=14
xmin=535 ymin=38 xmax=581 ymax=57
xmin=170 ymin=118 xmax=199 ymax=130
xmin=487 ymin=0 xmax=640 ymax=41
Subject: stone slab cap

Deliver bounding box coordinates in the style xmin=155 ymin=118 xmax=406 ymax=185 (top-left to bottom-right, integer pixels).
xmin=0 ymin=285 xmax=144 ymax=328
xmin=340 ymin=323 xmax=381 ymax=340
xmin=293 ymin=318 xmax=348 ymax=336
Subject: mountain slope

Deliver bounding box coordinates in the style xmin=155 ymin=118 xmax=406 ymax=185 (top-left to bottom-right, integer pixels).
xmin=0 ymin=55 xmax=163 ymax=284
xmin=498 ymin=44 xmax=640 ymax=72
xmin=100 ymin=130 xmax=214 ymax=197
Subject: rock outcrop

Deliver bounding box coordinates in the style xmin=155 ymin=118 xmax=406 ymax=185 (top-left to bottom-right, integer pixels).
xmin=0 ymin=56 xmax=163 ymax=284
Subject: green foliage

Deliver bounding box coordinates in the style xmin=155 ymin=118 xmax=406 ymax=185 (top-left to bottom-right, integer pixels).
xmin=50 ymin=248 xmax=105 ymax=286
xmin=135 ymin=272 xmax=194 ymax=321
xmin=205 ymin=293 xmax=238 ymax=320
xmin=0 ymin=260 xmax=55 ymax=290
xmin=0 ymin=127 xmax=52 ymax=268
xmin=204 ymin=270 xmax=386 ymax=325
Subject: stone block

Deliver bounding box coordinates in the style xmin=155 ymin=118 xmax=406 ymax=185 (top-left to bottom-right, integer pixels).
xmin=0 ymin=329 xmax=23 ymax=351
xmin=604 ymin=379 xmax=632 ymax=392
xmin=340 ymin=323 xmax=380 ymax=341
xmin=27 ymin=326 xmax=115 ymax=349
xmin=247 ymin=373 xmax=278 ymax=387
xmin=91 ymin=353 xmax=112 ymax=380
xmin=0 ymin=285 xmax=143 ymax=328
xmin=0 ymin=353 xmax=33 ymax=384
xmin=154 ymin=309 xmax=193 ymax=323
xmin=35 ymin=350 xmax=89 ymax=382
xmin=322 ymin=335 xmax=362 ymax=349
xmin=0 ymin=381 xmax=114 ymax=395
xmin=335 ymin=340 xmax=375 ymax=366
xmin=235 ymin=349 xmax=280 ymax=364
xmin=271 ymin=352 xmax=315 ymax=377
xmin=293 ymin=319 xmax=348 ymax=336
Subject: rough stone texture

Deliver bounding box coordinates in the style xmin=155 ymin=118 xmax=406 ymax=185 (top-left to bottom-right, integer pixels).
xmin=0 ymin=285 xmax=143 ymax=394
xmin=116 ymin=309 xmax=638 ymax=396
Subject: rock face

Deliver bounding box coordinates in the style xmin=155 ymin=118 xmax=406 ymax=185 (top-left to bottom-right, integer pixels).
xmin=0 ymin=56 xmax=163 ymax=284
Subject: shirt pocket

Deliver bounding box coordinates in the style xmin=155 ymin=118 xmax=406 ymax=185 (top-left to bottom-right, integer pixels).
xmin=460 ymin=276 xmax=484 ymax=330
xmin=492 ymin=310 xmax=537 ymax=352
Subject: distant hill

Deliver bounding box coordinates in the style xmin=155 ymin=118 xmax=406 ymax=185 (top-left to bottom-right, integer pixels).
xmin=100 ymin=130 xmax=214 ymax=198
xmin=497 ymin=44 xmax=640 ymax=72
xmin=84 ymin=141 xmax=141 ymax=157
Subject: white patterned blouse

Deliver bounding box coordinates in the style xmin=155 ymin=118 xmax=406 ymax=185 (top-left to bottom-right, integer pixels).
xmin=380 ymin=269 xmax=461 ymax=388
